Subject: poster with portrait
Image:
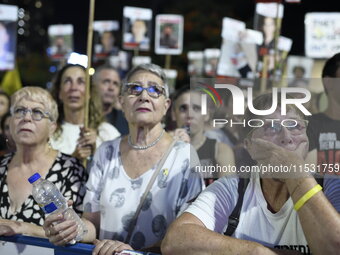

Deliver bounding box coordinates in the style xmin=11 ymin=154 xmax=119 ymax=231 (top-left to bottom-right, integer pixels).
xmin=286 ymin=55 xmax=314 ymax=88
xmin=217 ymin=18 xmax=245 ymax=77
xmin=218 ymin=30 xmax=263 ymax=79
xmin=217 ymin=17 xmax=263 ymax=79
xmin=305 ymin=13 xmax=340 ymax=58
xmin=221 ymin=17 xmax=245 ymax=41
xmin=47 ymin=24 xmax=73 ymax=60
xmin=254 ymin=3 xmax=284 ymax=76
xmin=123 ymin=6 xmax=152 ymax=51
xmin=93 ymin=20 xmax=120 ymax=60
xmin=155 ymin=14 xmax=183 ymax=55
xmin=204 ymin=49 xmax=220 ymax=77
xmin=217 ymin=39 xmax=240 ymax=77
xmin=188 ymin=51 xmax=204 ymax=77
xmin=0 ymin=4 xmax=18 ymax=71
xmin=241 ymin=29 xmax=264 ymax=73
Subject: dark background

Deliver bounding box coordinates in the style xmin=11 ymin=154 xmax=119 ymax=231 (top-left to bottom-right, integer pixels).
xmin=1 ymin=0 xmax=340 ymax=87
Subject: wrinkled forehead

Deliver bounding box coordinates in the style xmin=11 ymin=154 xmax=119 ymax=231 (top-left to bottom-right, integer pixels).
xmin=260 ymin=107 xmax=304 ymax=121
xmin=62 ymin=66 xmax=86 ymax=79
xmin=14 ymin=98 xmax=45 ymax=109
xmin=127 ymin=70 xmax=164 ymax=86
xmin=99 ymin=69 xmax=120 ymax=81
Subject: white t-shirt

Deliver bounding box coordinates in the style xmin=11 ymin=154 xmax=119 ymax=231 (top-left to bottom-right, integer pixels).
xmin=83 ymin=138 xmax=204 ymax=250
xmin=50 ymin=122 xmax=120 ymax=155
xmin=186 ymin=173 xmax=340 ymax=254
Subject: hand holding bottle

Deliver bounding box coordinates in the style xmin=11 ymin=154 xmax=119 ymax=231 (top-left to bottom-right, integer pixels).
xmin=28 ymin=173 xmax=87 ymax=245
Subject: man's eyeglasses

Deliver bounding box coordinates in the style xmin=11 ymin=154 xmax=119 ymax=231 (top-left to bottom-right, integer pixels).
xmin=248 ymin=119 xmax=308 ymax=137
xmin=12 ymin=107 xmax=51 ymax=121
xmin=124 ymin=83 xmax=165 ymax=98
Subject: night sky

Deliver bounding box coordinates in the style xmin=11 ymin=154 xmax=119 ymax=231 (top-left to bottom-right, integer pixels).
xmin=41 ymin=0 xmax=340 ymax=55
xmin=46 ymin=0 xmax=169 ymax=54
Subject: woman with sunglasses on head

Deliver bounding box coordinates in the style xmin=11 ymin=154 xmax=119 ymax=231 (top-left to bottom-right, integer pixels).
xmin=43 ymin=63 xmax=204 ymax=253
xmin=0 ymin=87 xmax=87 ymax=237
xmin=50 ymin=64 xmax=120 ymax=161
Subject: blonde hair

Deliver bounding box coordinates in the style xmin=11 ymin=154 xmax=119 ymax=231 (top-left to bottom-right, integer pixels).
xmin=10 ymin=86 xmax=58 ymax=122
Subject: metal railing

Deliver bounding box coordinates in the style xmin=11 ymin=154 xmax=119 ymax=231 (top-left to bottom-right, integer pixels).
xmin=0 ymin=234 xmax=94 ymax=254
xmin=0 ymin=235 xmax=160 ymax=255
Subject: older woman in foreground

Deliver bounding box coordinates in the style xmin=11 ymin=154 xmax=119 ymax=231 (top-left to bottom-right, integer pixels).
xmin=43 ymin=63 xmax=204 ymax=253
xmin=0 ymin=87 xmax=87 ymax=237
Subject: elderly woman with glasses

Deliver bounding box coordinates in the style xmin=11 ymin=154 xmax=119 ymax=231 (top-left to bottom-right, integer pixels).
xmin=0 ymin=87 xmax=87 ymax=237
xmin=43 ymin=63 xmax=204 ymax=253
xmin=162 ymin=93 xmax=340 ymax=255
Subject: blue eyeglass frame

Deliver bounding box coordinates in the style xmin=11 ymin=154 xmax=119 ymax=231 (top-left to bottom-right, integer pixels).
xmin=11 ymin=107 xmax=52 ymax=121
xmin=124 ymin=83 xmax=165 ymax=98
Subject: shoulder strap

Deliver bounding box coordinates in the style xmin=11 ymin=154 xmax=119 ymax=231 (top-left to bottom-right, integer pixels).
xmin=224 ymin=177 xmax=250 ymax=236
xmin=125 ymin=140 xmax=176 ymax=244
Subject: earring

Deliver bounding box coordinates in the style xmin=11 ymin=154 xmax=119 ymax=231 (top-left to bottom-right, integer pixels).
xmin=47 ymin=138 xmax=52 ymax=149
xmin=5 ymin=138 xmax=14 ymax=151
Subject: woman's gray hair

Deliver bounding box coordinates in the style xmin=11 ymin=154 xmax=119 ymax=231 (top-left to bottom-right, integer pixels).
xmin=123 ymin=63 xmax=169 ymax=98
xmin=10 ymin=86 xmax=58 ymax=122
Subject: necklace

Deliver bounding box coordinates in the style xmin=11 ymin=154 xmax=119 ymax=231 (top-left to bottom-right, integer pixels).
xmin=128 ymin=130 xmax=165 ymax=150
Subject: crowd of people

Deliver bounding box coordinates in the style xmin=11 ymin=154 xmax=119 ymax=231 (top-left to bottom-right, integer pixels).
xmin=0 ymin=51 xmax=339 ymax=255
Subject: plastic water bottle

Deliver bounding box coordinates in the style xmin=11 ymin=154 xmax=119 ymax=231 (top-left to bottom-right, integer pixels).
xmin=28 ymin=173 xmax=87 ymax=243
xmin=182 ymin=125 xmax=190 ymax=135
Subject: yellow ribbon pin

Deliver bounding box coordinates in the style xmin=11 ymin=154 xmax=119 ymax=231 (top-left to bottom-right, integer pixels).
xmin=163 ymin=168 xmax=169 ymax=176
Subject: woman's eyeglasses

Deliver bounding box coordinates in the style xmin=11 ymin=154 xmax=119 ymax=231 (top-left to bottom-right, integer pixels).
xmin=248 ymin=119 xmax=308 ymax=137
xmin=12 ymin=107 xmax=51 ymax=121
xmin=124 ymin=83 xmax=165 ymax=98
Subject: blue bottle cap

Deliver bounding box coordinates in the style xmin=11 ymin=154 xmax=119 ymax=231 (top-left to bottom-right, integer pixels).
xmin=28 ymin=173 xmax=41 ymax=184
xmin=44 ymin=202 xmax=58 ymax=214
